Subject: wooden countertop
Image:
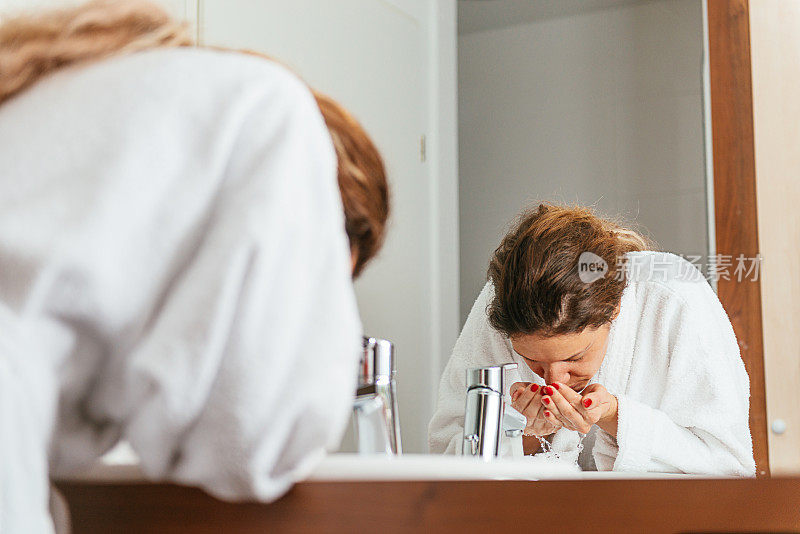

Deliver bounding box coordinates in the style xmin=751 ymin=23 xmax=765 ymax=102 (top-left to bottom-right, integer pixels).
xmin=55 ymin=477 xmax=800 ymax=533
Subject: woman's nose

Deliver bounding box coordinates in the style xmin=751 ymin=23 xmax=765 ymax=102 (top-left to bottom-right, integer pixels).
xmin=543 ymin=366 xmax=569 ymax=385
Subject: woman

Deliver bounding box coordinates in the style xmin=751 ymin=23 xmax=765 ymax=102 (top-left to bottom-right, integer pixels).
xmin=0 ymin=1 xmax=388 ymax=532
xmin=429 ymin=203 xmax=755 ymax=476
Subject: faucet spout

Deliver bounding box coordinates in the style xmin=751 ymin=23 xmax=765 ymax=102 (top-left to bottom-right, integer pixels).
xmin=352 ymin=337 xmax=402 ymax=455
xmin=462 ymin=363 xmax=521 ymax=459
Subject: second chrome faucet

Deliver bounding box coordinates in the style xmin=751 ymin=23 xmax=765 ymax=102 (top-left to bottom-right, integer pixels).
xmin=462 ymin=363 xmax=526 ymax=459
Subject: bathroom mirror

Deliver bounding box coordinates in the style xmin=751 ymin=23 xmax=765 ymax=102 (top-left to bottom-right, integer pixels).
xmin=191 ymin=0 xmax=721 ymax=459
xmin=336 ymin=0 xmax=723 ymax=460
xmin=358 ymin=0 xmax=716 ymax=458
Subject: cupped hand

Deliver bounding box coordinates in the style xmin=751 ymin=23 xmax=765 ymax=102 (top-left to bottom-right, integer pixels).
xmin=508 ymin=382 xmax=562 ymax=437
xmin=538 ymin=382 xmax=618 ymax=434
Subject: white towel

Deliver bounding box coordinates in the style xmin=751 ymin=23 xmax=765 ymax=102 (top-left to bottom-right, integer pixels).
xmin=429 ymin=251 xmax=756 ymax=476
xmin=0 ymin=48 xmax=361 ymax=533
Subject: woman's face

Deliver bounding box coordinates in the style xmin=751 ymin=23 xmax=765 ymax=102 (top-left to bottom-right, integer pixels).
xmin=510 ymin=322 xmax=612 ymax=391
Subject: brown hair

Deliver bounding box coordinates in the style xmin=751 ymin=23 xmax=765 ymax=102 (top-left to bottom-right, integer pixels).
xmin=487 ymin=202 xmax=656 ymax=338
xmin=314 ymin=92 xmax=389 ymax=277
xmin=0 ymin=0 xmax=192 ymax=103
xmin=0 ymin=0 xmax=389 ymax=278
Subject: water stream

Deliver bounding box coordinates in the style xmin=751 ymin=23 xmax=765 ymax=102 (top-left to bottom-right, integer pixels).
xmin=523 ymin=432 xmax=586 ymax=468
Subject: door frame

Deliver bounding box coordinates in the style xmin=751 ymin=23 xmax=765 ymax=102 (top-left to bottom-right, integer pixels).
xmin=706 ymin=0 xmax=769 ymax=476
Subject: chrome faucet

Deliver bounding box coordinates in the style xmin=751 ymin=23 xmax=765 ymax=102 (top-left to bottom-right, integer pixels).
xmin=352 ymin=336 xmax=402 ymax=455
xmin=462 ymin=363 xmax=526 ymax=459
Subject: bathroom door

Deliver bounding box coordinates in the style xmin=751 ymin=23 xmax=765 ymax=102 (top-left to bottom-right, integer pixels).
xmin=200 ymin=0 xmax=458 ymax=454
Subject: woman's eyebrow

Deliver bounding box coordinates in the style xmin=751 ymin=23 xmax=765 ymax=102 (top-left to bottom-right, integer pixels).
xmin=566 ymin=340 xmax=594 ymax=360
xmin=514 ymin=350 xmax=536 ymax=362
xmin=513 ymin=338 xmax=595 ymax=362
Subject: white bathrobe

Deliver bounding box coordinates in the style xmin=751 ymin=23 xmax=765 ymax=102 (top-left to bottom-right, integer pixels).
xmin=0 ymin=48 xmax=362 ymax=533
xmin=429 ymin=251 xmax=756 ymax=476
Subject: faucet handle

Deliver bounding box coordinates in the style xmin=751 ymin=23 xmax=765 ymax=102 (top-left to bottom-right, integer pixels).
xmin=464 ymin=433 xmax=480 ymax=455
xmin=359 ymin=336 xmax=394 ymax=387
xmin=466 ymin=363 xmax=519 ymax=395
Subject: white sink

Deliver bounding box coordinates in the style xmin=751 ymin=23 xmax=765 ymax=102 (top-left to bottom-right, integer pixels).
xmin=68 ymin=445 xmax=698 ymax=483
xmin=308 ymin=453 xmax=580 ymax=481
xmin=307 ymin=454 xmax=700 ymax=480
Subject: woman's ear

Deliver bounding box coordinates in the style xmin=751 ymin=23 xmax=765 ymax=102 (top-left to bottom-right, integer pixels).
xmin=611 ymin=301 xmax=622 ymax=320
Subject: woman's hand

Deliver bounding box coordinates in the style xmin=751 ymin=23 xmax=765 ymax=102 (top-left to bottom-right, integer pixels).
xmin=509 ymin=382 xmax=562 ymax=437
xmin=539 ymin=382 xmax=618 ymax=436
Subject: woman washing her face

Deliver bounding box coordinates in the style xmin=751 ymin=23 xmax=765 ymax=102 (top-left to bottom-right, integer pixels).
xmin=429 ymin=203 xmax=756 ymax=476
xmin=0 ymin=1 xmax=388 ymax=531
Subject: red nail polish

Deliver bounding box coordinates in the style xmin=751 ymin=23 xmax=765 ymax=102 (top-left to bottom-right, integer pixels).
xmin=583 ymin=398 xmax=592 ymax=408
xmin=543 ymin=386 xmax=553 ymax=396
xmin=530 ymin=384 xmax=539 ymax=392
xmin=543 ymin=397 xmax=551 ymax=405
xmin=552 ymin=383 xmax=560 ymax=390
xmin=544 ymin=410 xmax=551 ymax=417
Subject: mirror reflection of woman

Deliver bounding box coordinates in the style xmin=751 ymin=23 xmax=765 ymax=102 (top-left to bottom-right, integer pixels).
xmin=429 ymin=203 xmax=756 ymax=476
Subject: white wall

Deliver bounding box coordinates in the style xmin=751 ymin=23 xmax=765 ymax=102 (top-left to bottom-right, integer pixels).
xmin=457 ymin=0 xmax=708 ymax=321
xmin=201 ymin=0 xmax=459 ymax=454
